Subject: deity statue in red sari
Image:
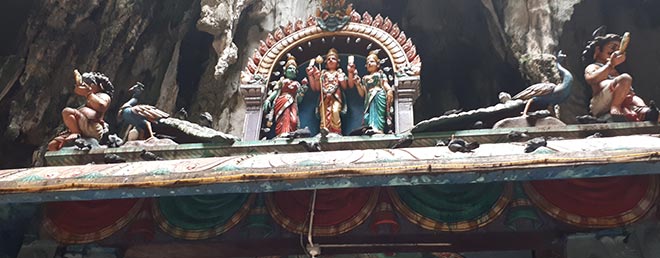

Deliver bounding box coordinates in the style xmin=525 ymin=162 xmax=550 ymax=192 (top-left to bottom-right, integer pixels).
xmin=263 ymin=56 xmax=308 ymax=137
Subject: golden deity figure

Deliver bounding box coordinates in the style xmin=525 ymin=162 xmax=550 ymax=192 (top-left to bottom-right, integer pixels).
xmin=305 ymin=48 xmax=349 ymax=134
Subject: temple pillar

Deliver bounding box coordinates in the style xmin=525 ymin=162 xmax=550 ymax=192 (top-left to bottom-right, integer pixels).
xmin=240 ymin=83 xmax=266 ymax=141
xmin=394 ymin=76 xmax=420 ymax=133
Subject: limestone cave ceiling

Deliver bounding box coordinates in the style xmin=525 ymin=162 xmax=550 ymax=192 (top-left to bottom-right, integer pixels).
xmin=1 ymin=0 xmax=660 ymax=168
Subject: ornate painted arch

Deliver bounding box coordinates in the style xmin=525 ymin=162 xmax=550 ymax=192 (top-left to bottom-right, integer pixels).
xmin=241 ymin=12 xmax=421 ymax=82
xmin=240 ymin=2 xmax=421 ymax=140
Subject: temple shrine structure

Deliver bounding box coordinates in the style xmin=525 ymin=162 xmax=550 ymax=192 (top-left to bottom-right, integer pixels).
xmin=2 ymin=2 xmax=660 ymax=258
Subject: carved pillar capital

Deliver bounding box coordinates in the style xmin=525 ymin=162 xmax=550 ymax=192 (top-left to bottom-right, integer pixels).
xmin=393 ymin=76 xmax=420 ymax=133
xmin=239 ymin=83 xmax=266 ymax=140
xmin=240 ymin=83 xmax=265 ymax=110
xmin=396 ymin=76 xmax=421 ymax=101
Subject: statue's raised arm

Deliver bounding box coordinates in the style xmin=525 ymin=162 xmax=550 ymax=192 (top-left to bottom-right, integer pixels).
xmin=306 ymin=57 xmax=322 ymax=92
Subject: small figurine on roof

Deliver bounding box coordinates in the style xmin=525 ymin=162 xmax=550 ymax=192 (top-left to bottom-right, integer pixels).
xmin=582 ymin=26 xmax=659 ymax=122
xmin=48 ymin=70 xmax=114 ymax=151
xmin=118 ymin=83 xmax=238 ymax=145
xmin=118 ymin=82 xmax=169 ymax=140
xmin=509 ymin=51 xmax=573 ymax=117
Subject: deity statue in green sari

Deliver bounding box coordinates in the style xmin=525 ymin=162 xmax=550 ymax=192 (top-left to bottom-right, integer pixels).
xmin=348 ymin=50 xmax=394 ymax=134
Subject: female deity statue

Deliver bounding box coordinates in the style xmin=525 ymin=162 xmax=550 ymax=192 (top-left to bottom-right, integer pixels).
xmin=263 ymin=56 xmax=308 ymax=137
xmin=306 ymin=48 xmax=348 ymax=135
xmin=348 ymin=50 xmax=394 ymax=134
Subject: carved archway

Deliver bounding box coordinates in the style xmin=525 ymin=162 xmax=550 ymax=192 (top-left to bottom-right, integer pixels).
xmin=240 ymin=4 xmax=421 ymax=140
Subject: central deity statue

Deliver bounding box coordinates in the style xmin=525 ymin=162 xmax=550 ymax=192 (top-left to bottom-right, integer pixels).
xmin=306 ymin=48 xmax=349 ymax=134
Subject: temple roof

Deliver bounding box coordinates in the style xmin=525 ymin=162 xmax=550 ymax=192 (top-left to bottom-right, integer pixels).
xmin=2 ymin=122 xmax=660 ymax=204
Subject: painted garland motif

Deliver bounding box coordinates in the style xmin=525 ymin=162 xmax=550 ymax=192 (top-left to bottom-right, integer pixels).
xmin=152 ymin=193 xmax=255 ymax=240
xmin=388 ymin=183 xmax=513 ymax=232
xmin=43 ymin=199 xmax=145 ymax=244
xmin=265 ymin=188 xmax=380 ymax=236
xmin=524 ymin=176 xmax=658 ymax=228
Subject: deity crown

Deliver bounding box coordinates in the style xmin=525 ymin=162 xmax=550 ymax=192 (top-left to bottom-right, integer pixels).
xmin=326 ymin=48 xmax=339 ymax=59
xmin=285 ymin=55 xmax=297 ymax=67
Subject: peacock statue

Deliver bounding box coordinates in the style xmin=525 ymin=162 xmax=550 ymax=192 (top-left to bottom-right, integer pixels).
xmin=412 ymin=51 xmax=573 ymax=133
xmin=117 ymin=82 xmax=239 ymax=145
xmin=117 ymin=82 xmax=169 ymax=140
xmin=510 ymin=50 xmax=574 ymax=116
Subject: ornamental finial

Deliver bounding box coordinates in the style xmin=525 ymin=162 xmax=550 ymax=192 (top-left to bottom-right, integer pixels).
xmin=316 ymin=0 xmax=353 ymax=31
